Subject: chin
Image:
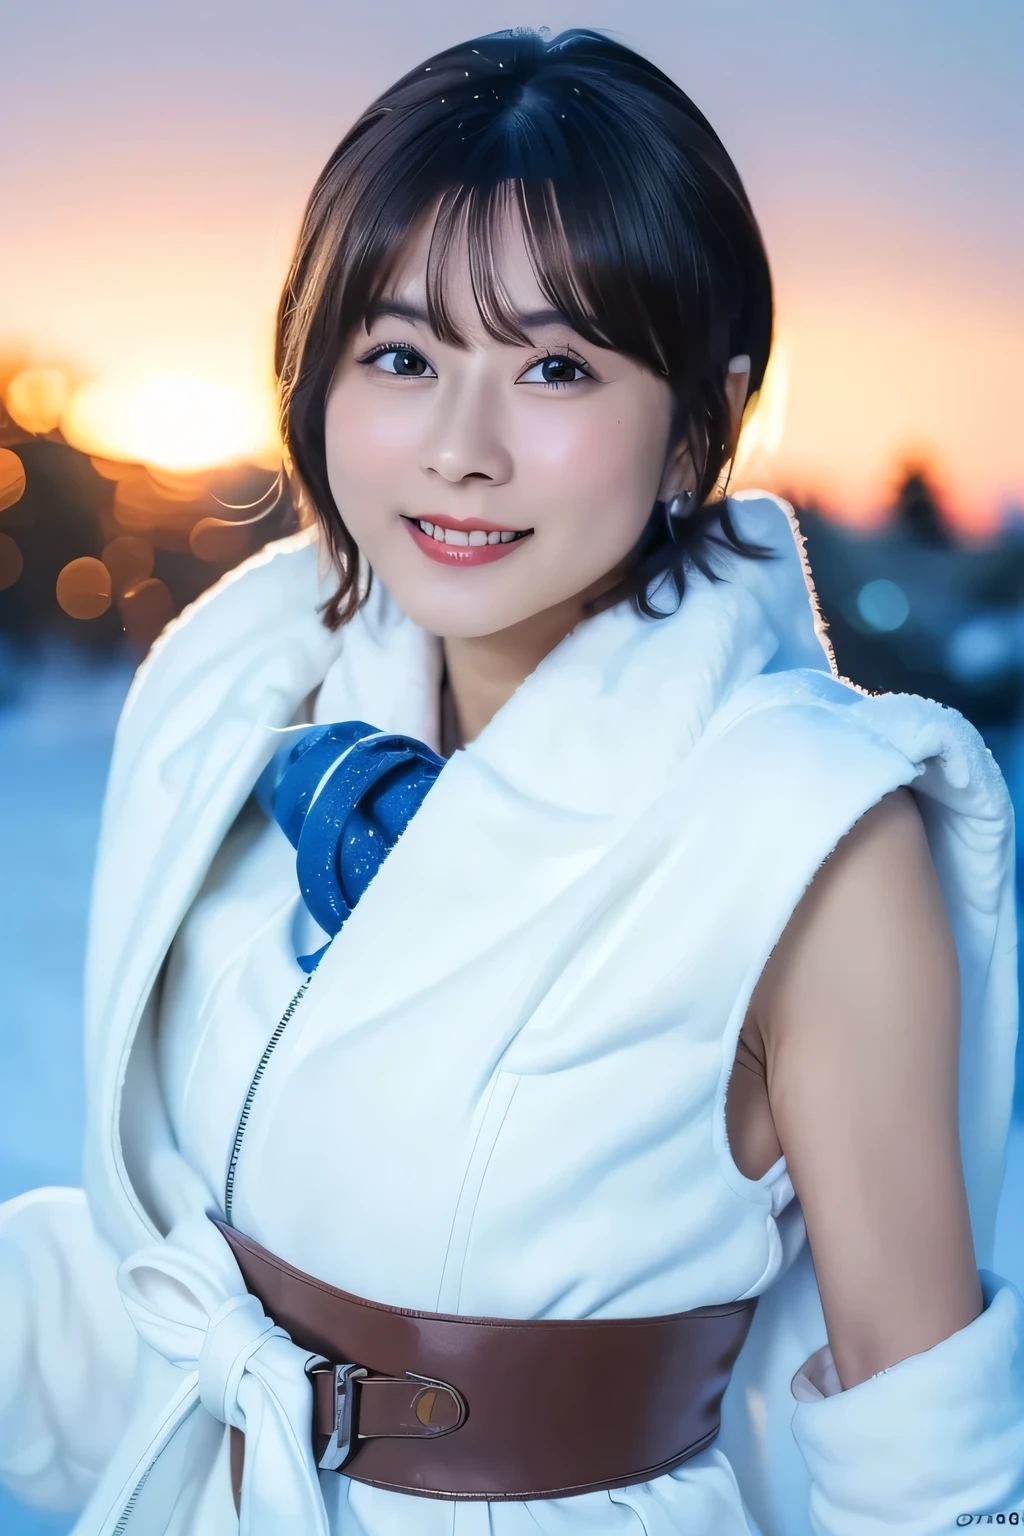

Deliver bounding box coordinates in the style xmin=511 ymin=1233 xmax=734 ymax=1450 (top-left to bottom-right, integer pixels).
xmin=375 ymin=570 xmax=541 ymax=640
xmin=400 ymin=595 xmax=534 ymax=640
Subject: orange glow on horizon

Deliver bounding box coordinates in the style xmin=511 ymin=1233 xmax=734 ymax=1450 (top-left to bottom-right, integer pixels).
xmin=754 ymin=262 xmax=1023 ymax=536
xmin=1 ymin=197 xmax=1020 ymax=525
xmin=57 ymin=372 xmax=280 ymax=474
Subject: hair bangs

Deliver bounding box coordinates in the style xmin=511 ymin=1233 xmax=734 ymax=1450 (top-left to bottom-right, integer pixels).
xmin=396 ymin=179 xmax=620 ymax=358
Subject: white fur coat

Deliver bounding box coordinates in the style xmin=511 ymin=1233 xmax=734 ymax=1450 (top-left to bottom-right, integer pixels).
xmin=0 ymin=492 xmax=1021 ymax=1535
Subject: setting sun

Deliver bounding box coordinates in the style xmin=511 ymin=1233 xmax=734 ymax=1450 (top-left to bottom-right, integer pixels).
xmin=59 ymin=373 xmax=280 ymax=474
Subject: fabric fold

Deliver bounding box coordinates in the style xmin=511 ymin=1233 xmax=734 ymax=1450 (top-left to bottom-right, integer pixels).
xmin=789 ymin=1270 xmax=1024 ymax=1534
xmin=0 ymin=1187 xmax=139 ymax=1513
xmin=106 ymin=1212 xmax=329 ymax=1536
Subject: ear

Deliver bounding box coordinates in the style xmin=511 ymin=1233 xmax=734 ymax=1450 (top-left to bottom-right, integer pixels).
xmin=725 ymin=355 xmax=751 ymax=454
xmin=659 ymin=355 xmax=753 ymax=502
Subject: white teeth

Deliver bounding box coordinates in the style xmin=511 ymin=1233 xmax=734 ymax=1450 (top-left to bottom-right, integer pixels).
xmin=416 ymin=517 xmax=526 ymax=546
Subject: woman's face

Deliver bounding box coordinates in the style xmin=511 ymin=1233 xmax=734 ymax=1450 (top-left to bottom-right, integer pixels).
xmin=323 ymin=208 xmax=682 ymax=641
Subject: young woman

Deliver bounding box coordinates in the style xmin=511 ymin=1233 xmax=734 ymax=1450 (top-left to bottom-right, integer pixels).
xmin=1 ymin=27 xmax=1021 ymax=1536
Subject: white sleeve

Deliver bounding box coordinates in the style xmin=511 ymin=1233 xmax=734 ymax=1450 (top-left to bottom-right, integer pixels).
xmin=0 ymin=1186 xmax=139 ymax=1513
xmin=789 ymin=1269 xmax=1024 ymax=1534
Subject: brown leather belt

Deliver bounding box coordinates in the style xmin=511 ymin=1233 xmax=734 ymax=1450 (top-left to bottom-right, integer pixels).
xmin=214 ymin=1218 xmax=757 ymax=1501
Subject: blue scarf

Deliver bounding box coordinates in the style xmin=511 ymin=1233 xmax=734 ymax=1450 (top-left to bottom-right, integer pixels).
xmin=255 ymin=722 xmax=446 ymax=971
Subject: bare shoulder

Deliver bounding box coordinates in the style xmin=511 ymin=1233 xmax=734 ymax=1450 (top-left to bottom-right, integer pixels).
xmin=751 ymin=785 xmax=956 ymax=1040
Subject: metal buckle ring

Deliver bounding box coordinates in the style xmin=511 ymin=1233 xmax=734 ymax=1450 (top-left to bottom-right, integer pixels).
xmin=305 ymin=1358 xmax=368 ymax=1471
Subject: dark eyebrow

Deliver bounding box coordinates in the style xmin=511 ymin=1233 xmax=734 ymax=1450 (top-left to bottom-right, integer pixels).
xmin=364 ymin=299 xmax=575 ymax=334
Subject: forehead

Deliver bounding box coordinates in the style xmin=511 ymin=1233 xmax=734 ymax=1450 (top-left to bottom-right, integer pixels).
xmin=375 ymin=199 xmax=553 ymax=337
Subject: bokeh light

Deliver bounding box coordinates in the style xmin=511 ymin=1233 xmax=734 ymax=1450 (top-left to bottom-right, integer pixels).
xmin=101 ymin=534 xmax=154 ymax=594
xmin=0 ymin=449 xmax=26 ymax=512
xmin=189 ymin=515 xmax=255 ymax=563
xmin=55 ymin=557 xmax=112 ymax=619
xmin=947 ymin=616 xmax=1016 ymax=684
xmin=856 ymin=578 xmax=911 ymax=632
xmin=111 ymin=467 xmax=206 ymax=533
xmin=4 ymin=368 xmax=70 ymax=436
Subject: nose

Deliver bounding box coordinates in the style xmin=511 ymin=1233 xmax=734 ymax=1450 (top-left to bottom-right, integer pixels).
xmin=419 ymin=371 xmax=513 ymax=487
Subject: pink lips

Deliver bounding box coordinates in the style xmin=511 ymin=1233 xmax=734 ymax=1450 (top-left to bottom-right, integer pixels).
xmin=404 ymin=517 xmax=533 ymax=567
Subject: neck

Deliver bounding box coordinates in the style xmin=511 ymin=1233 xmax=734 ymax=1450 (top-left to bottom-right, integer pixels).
xmin=439 ymin=561 xmax=630 ymax=752
xmin=441 ymin=622 xmax=564 ymax=754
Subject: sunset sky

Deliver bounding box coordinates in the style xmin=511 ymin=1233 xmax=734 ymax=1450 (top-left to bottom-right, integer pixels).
xmin=3 ymin=0 xmax=1021 ymax=532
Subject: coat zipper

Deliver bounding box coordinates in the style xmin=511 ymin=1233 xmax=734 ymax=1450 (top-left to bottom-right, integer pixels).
xmin=111 ymin=1458 xmax=156 ymax=1536
xmin=224 ymin=975 xmax=313 ymax=1224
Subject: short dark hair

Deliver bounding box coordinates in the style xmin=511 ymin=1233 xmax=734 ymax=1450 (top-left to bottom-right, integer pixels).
xmin=276 ymin=26 xmax=777 ymax=630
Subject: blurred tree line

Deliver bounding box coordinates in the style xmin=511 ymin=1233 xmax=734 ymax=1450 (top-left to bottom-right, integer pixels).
xmin=0 ymin=438 xmax=299 ymax=659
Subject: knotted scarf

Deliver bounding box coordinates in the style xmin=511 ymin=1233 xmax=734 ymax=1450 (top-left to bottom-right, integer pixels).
xmin=255 ymin=722 xmax=446 ymax=970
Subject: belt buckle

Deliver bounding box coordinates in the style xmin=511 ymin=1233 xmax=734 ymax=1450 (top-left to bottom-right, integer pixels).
xmin=306 ymin=1359 xmax=368 ymax=1471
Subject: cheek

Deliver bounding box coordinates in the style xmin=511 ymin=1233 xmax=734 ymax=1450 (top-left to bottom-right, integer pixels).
xmin=323 ymin=379 xmax=417 ymax=503
xmin=514 ymin=389 xmax=670 ymax=529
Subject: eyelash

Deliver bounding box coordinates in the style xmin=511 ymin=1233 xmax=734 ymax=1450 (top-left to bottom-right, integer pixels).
xmin=356 ymin=340 xmax=596 ymax=389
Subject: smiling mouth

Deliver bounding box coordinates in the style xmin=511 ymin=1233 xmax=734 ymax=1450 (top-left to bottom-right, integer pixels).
xmin=401 ymin=515 xmax=533 ymax=548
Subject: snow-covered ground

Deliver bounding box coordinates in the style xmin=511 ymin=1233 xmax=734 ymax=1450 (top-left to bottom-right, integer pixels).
xmin=0 ymin=646 xmax=1022 ymax=1535
xmin=0 ymin=645 xmax=138 ymax=1535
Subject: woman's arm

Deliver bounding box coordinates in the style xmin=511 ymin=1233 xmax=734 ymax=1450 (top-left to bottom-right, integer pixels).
xmin=752 ymin=785 xmax=1024 ymax=1531
xmin=753 ymin=785 xmax=981 ymax=1388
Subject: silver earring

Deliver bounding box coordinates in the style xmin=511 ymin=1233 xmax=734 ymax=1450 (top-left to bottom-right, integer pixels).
xmin=666 ymin=491 xmax=695 ymax=521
